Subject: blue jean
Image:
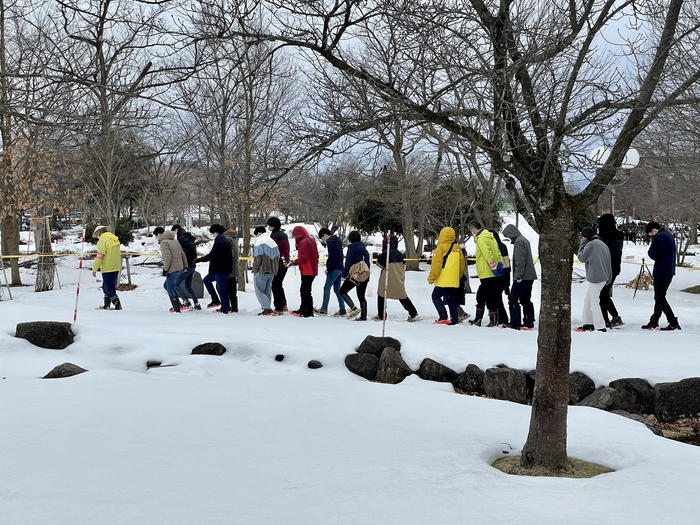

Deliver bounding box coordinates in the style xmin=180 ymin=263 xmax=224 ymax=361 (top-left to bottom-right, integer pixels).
xmin=102 ymin=271 xmax=118 ymax=298
xmin=432 ymin=286 xmax=458 ymax=323
xmin=175 ymin=268 xmax=198 ymax=303
xmin=164 ymin=271 xmax=187 ymax=299
xmin=321 ymin=269 xmax=345 ymax=313
xmin=203 ymin=272 xmax=230 ymax=313
xmin=254 ymin=273 xmax=274 ymax=310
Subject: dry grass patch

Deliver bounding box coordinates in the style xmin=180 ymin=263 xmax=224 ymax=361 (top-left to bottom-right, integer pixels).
xmin=492 ymin=456 xmax=614 ymax=478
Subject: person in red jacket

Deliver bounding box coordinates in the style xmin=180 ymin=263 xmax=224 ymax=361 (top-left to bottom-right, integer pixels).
xmin=288 ymin=226 xmax=319 ymax=317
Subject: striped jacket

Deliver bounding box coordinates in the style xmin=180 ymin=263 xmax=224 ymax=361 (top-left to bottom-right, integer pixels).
xmin=253 ymin=232 xmax=280 ymax=274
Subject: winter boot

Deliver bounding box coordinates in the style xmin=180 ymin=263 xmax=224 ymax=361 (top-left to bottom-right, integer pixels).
xmin=101 ymin=295 xmax=112 ymax=310
xmin=468 ymin=307 xmax=485 ymax=326
xmin=169 ymin=297 xmax=181 ymax=313
xmin=110 ymin=295 xmax=122 ymax=310
xmin=486 ymin=311 xmax=499 ymax=327
xmin=230 ymin=295 xmax=239 ymax=313
xmin=641 ymin=318 xmax=659 ymax=330
xmin=660 ymin=318 xmax=681 ymax=331
xmin=610 ymin=316 xmax=624 ymax=327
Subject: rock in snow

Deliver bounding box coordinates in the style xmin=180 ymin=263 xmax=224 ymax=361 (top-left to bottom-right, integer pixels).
xmin=15 ymin=321 xmax=75 ymax=350
xmin=375 ymin=348 xmax=413 ymax=384
xmin=654 ymin=378 xmax=700 ymax=422
xmin=43 ymin=363 xmax=87 ymax=379
xmin=483 ymin=367 xmax=528 ymax=404
xmin=345 ymin=353 xmax=380 ymax=381
xmin=191 ymin=342 xmax=227 ymax=356
xmin=569 ymin=371 xmax=596 ymax=405
xmin=356 ymin=335 xmax=401 ymax=357
xmin=577 ymin=386 xmax=623 ymax=411
xmin=453 ymin=364 xmax=485 ymax=394
xmin=308 ymin=360 xmax=323 ymax=369
xmin=417 ymin=358 xmax=458 ymax=383
xmin=609 ymin=378 xmax=655 ymax=415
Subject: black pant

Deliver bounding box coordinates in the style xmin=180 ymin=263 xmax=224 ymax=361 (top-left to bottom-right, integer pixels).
xmin=651 ymin=274 xmax=676 ymax=322
xmin=478 ymin=278 xmax=503 ymax=315
xmin=340 ymin=279 xmax=368 ymax=320
xmin=299 ymin=275 xmax=315 ymax=317
xmin=377 ymin=295 xmax=418 ymax=318
xmin=272 ymin=268 xmax=287 ymax=311
xmin=508 ymin=280 xmax=535 ymax=328
xmin=599 ymin=273 xmax=619 ymax=323
xmin=227 ymin=276 xmax=238 ymax=312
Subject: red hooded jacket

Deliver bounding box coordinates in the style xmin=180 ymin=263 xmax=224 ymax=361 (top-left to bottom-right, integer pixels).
xmin=292 ymin=226 xmax=319 ymax=276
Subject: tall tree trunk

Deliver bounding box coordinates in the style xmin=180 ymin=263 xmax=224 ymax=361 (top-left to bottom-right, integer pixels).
xmin=402 ymin=195 xmax=420 ymax=271
xmin=239 ymin=201 xmax=251 ymax=291
xmin=521 ymin=199 xmax=574 ymax=471
xmin=689 ymin=214 xmax=698 ymax=246
xmin=1 ymin=215 xmax=21 ymax=284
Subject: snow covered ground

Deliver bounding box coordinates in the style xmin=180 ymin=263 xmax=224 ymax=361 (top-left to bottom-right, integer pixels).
xmin=1 ymin=223 xmax=700 ymax=524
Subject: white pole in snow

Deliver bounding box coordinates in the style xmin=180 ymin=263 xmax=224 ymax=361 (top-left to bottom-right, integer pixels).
xmin=0 ymin=247 xmax=13 ymax=300
xmin=73 ymin=229 xmax=86 ymax=324
xmin=381 ymin=231 xmax=391 ymax=337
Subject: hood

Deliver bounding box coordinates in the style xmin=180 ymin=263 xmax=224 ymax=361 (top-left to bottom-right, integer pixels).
xmin=223 ymin=229 xmax=236 ymax=236
xmin=437 ymin=227 xmax=456 ymax=246
xmin=503 ymin=224 xmax=520 ymax=241
xmin=159 ymin=230 xmax=176 ymax=243
xmin=489 ymin=229 xmax=508 ymax=255
xmin=292 ymin=226 xmax=309 ymax=242
xmin=597 ymin=213 xmax=617 ymax=233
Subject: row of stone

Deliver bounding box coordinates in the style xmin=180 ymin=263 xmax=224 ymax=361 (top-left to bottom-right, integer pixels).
xmin=344 ymin=336 xmax=700 ymax=424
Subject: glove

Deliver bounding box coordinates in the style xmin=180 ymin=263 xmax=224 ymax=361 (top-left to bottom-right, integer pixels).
xmin=283 ymin=258 xmax=294 ymax=268
xmin=162 ymin=269 xmax=167 ymax=276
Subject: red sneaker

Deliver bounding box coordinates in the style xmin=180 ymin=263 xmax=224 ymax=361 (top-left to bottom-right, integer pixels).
xmin=433 ymin=319 xmax=451 ymax=325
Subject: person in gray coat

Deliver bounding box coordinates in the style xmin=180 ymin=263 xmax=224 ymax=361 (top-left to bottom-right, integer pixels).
xmin=502 ymin=224 xmax=537 ymax=329
xmin=575 ymin=227 xmax=612 ymax=332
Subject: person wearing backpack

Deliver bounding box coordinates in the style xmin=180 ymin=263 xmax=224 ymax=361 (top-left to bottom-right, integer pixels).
xmin=428 ymin=227 xmax=466 ymax=325
xmin=339 ymin=230 xmax=370 ymax=320
xmin=373 ymin=233 xmax=420 ymax=322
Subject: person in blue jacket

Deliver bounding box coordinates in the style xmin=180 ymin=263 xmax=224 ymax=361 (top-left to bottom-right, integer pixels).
xmin=315 ymin=228 xmax=346 ymax=316
xmin=642 ymin=221 xmax=680 ymax=330
xmin=339 ymin=230 xmax=370 ymax=320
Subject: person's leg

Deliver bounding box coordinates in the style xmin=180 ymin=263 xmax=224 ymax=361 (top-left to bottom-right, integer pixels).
xmin=469 ymin=282 xmax=486 ymax=325
xmin=102 ymin=271 xmax=121 ymax=310
xmin=330 ymin=270 xmax=346 ymax=313
xmin=357 ymin=281 xmax=368 ymax=320
xmin=300 ymin=275 xmax=314 ymax=316
xmin=400 ymin=297 xmax=418 ymax=318
xmin=432 ymin=286 xmax=448 ymax=320
xmin=508 ymin=281 xmax=523 ymax=329
xmin=654 ymin=275 xmax=677 ymax=323
xmin=182 ymin=270 xmax=198 ymax=305
xmin=320 ymin=272 xmax=334 ymax=312
xmin=254 ymin=273 xmax=266 ymax=311
xmin=227 ymin=276 xmax=238 ymax=312
xmin=377 ymin=295 xmax=385 ymax=319
xmin=521 ymin=281 xmax=535 ymax=327
xmin=582 ymin=283 xmax=594 ymax=326
xmin=203 ymin=273 xmax=220 ymax=304
xmin=483 ymin=279 xmax=500 ymax=326
xmin=590 ymin=282 xmax=607 ymax=330
xmin=215 ymin=273 xmax=230 ymax=312
xmin=339 ymin=279 xmax=356 ymax=310
xmin=497 ymin=277 xmax=509 ymax=324
xmin=445 ymin=288 xmax=458 ymax=324
xmin=272 ymin=269 xmax=287 ymax=311
xmin=263 ymin=273 xmax=274 ymax=311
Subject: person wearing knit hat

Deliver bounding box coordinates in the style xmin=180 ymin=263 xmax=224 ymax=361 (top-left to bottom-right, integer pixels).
xmin=91 ymin=225 xmax=123 ymax=310
xmin=642 ymin=221 xmax=681 ymax=330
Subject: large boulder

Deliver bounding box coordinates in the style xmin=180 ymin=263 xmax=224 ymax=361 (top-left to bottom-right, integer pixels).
xmin=569 ymin=371 xmax=596 ymax=405
xmin=417 ymin=358 xmax=458 ymax=383
xmin=577 ymin=386 xmax=623 ymax=411
xmin=43 ymin=363 xmax=87 ymax=379
xmin=453 ymin=364 xmax=484 ymax=394
xmin=483 ymin=367 xmax=527 ymax=404
xmin=345 ymin=353 xmax=380 ymax=380
xmin=356 ymin=336 xmax=401 ymax=357
xmin=375 ymin=348 xmax=413 ymax=384
xmin=611 ymin=410 xmax=663 ymax=436
xmin=191 ymin=342 xmax=227 ymax=356
xmin=609 ymin=378 xmax=655 ymax=414
xmin=15 ymin=321 xmax=74 ymax=349
xmin=654 ymin=378 xmax=700 ymax=423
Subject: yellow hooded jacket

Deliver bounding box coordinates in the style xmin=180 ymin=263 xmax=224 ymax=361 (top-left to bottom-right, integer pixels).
xmin=428 ymin=227 xmax=466 ymax=288
xmin=474 ymin=228 xmax=502 ymax=279
xmin=92 ymin=232 xmax=122 ymax=273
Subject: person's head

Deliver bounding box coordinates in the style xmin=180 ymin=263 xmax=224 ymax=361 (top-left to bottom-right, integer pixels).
xmin=597 ymin=213 xmax=616 ymax=233
xmin=318 ymin=227 xmax=332 ymax=241
xmin=153 ymin=226 xmax=165 ymax=239
xmin=209 ymin=223 xmax=225 ymax=236
xmin=468 ymin=220 xmax=482 ymax=236
xmin=266 ymin=216 xmax=281 ymax=231
xmin=645 ymin=221 xmax=661 ymax=237
xmin=253 ymin=225 xmax=266 ymax=237
xmin=348 ymin=230 xmax=361 ymax=243
xmin=581 ymin=226 xmax=596 ymax=241
xmin=92 ymin=225 xmax=108 ymax=239
xmin=171 ymin=224 xmax=183 ymax=233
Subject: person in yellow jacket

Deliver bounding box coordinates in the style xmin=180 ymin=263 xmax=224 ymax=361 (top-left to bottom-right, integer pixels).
xmin=468 ymin=220 xmax=503 ymax=326
xmin=428 ymin=227 xmax=466 ymax=325
xmin=91 ymin=225 xmax=123 ymax=310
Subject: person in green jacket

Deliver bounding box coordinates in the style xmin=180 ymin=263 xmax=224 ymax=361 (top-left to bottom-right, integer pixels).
xmin=91 ymin=225 xmax=123 ymax=310
xmin=468 ymin=220 xmax=503 ymax=327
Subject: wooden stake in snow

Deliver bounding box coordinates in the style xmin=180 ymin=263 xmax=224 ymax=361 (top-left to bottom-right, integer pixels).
xmin=381 ymin=231 xmax=391 ymax=337
xmin=73 ymin=229 xmax=86 ymax=324
xmin=0 ymin=246 xmax=12 ymax=300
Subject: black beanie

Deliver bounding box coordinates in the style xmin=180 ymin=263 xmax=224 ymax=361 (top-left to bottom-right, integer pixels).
xmin=267 ymin=217 xmax=281 ymax=229
xmin=209 ymin=224 xmax=225 ymax=234
xmin=645 ymin=221 xmax=661 ymax=234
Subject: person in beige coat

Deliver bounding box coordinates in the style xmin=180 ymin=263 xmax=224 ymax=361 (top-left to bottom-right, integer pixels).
xmin=154 ymin=227 xmax=190 ymax=312
xmin=373 ymin=234 xmax=420 ymax=322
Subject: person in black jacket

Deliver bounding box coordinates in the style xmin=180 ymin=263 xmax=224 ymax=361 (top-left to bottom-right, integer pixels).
xmin=642 ymin=221 xmax=680 ymax=330
xmin=596 ymin=214 xmax=624 ymax=328
xmin=316 ymin=228 xmax=346 ymax=316
xmin=490 ymin=229 xmax=510 ymax=326
xmin=339 ymin=230 xmax=370 ymax=320
xmin=197 ymin=224 xmax=233 ymax=314
xmin=267 ymin=217 xmax=290 ymax=315
xmin=171 ymin=225 xmax=201 ymax=310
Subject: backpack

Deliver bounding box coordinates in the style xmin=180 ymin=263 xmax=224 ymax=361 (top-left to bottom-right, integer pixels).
xmin=349 ymin=260 xmax=371 ymax=282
